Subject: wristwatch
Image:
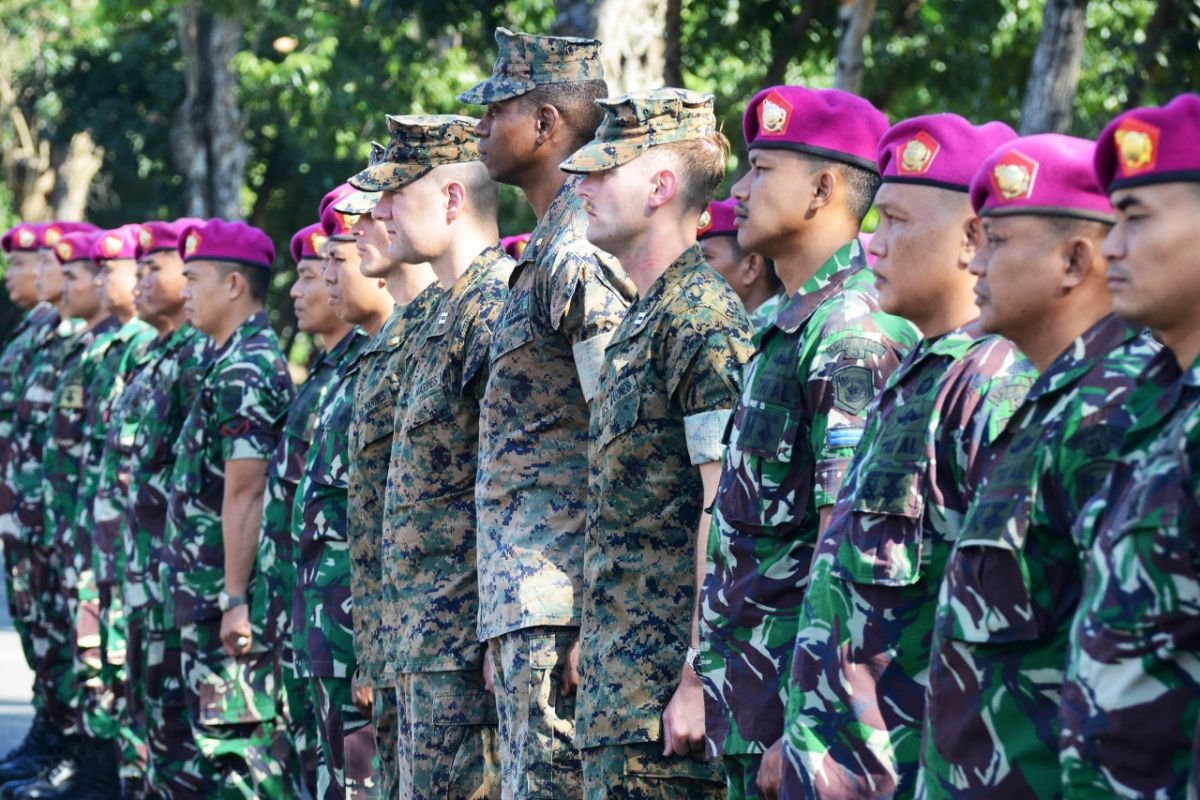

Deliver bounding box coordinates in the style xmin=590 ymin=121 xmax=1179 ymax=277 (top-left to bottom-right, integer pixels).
xmin=685 ymin=646 xmax=702 ymax=674
xmin=218 ymin=591 xmax=247 ymax=612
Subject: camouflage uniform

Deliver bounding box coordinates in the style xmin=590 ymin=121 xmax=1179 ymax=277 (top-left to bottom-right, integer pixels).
xmin=748 ymin=292 xmax=786 ymax=338
xmin=1060 ymin=348 xmax=1200 ymax=798
xmin=475 ymin=175 xmax=635 ymax=798
xmin=289 ymin=328 xmax=379 ymax=799
xmin=0 ymin=303 xmax=61 ymax=676
xmin=919 ymin=315 xmax=1157 ymax=799
xmin=346 ymin=287 xmax=443 ymax=798
xmin=578 ymin=243 xmax=753 ymax=794
xmin=384 ymin=244 xmax=513 ymax=799
xmin=123 ymin=322 xmax=213 ymax=798
xmin=780 ymin=324 xmax=1034 ymax=799
xmin=699 ymin=239 xmax=918 ymax=791
xmin=164 ymin=308 xmax=294 ymax=798
xmin=252 ymin=335 xmax=357 ymax=797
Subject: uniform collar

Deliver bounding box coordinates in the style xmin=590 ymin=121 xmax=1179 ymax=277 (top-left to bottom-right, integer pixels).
xmin=515 ymin=176 xmax=584 ymax=273
xmin=1026 ymin=313 xmax=1141 ymax=401
xmin=772 ymin=238 xmax=866 ymax=335
xmin=614 ymin=245 xmax=707 ymax=339
xmin=215 ymin=308 xmax=270 ymax=359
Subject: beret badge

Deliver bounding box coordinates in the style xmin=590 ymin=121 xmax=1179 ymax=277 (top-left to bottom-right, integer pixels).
xmin=697 ymin=209 xmax=712 ymax=233
xmin=184 ymin=232 xmax=200 ymax=256
xmin=1113 ymin=119 xmax=1159 ymax=176
xmin=991 ymin=150 xmax=1039 ymax=201
xmin=101 ymin=235 xmax=123 ymax=258
xmin=138 ymin=228 xmax=153 ymax=250
xmin=309 ymin=232 xmax=328 ymax=254
xmin=899 ymin=132 xmax=940 ymax=175
xmin=56 ymin=242 xmax=73 ymax=261
xmin=758 ymin=93 xmax=792 ymax=135
xmin=16 ymin=227 xmax=36 ymax=249
xmin=43 ymin=226 xmax=63 ymax=247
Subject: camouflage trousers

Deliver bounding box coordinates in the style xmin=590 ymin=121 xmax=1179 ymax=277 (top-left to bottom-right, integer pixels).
xmin=94 ymin=583 xmax=148 ymax=780
xmin=722 ymin=754 xmax=765 ymax=800
xmin=30 ymin=544 xmax=77 ymax=733
xmin=311 ymin=676 xmax=381 ymax=799
xmin=489 ymin=627 xmax=581 ymax=799
xmin=3 ymin=540 xmax=38 ymax=680
xmin=580 ymin=742 xmax=726 ymax=800
xmin=281 ymin=657 xmax=318 ymax=797
xmin=179 ymin=617 xmax=294 ymax=799
xmin=142 ymin=606 xmax=208 ymax=799
xmin=372 ymin=685 xmax=400 ymax=799
xmin=394 ymin=668 xmax=501 ymax=799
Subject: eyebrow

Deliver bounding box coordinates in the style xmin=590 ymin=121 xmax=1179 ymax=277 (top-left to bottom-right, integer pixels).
xmin=1113 ymin=195 xmax=1145 ymax=212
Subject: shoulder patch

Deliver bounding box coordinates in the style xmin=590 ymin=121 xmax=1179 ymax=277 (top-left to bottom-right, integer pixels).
xmin=831 ymin=364 xmax=874 ymax=414
xmin=826 ymin=336 xmax=888 ymax=361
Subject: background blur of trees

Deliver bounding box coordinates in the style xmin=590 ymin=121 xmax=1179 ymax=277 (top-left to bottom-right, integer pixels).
xmin=1 ymin=0 xmax=1196 ymax=357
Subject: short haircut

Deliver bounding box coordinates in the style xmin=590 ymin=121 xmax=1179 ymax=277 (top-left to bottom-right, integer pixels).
xmin=794 ymin=153 xmax=882 ymax=225
xmin=1041 ymin=215 xmax=1112 ymax=242
xmin=219 ymin=262 xmax=270 ymax=302
xmin=440 ymin=160 xmax=500 ymax=221
xmin=726 ymin=237 xmax=782 ymax=291
xmin=519 ymin=80 xmax=609 ymax=151
xmin=658 ymin=132 xmax=731 ymax=215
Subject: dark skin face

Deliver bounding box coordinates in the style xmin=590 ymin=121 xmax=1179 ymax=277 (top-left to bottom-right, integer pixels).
xmin=473 ymin=97 xmax=541 ymax=186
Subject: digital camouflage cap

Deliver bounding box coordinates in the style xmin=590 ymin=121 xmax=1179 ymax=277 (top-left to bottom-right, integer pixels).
xmin=457 ymin=26 xmax=604 ymax=105
xmin=349 ymin=115 xmax=481 ymax=193
xmin=560 ymin=88 xmax=717 ymax=173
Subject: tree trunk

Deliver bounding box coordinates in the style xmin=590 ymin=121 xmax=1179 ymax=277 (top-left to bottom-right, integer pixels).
xmin=663 ymin=0 xmax=683 ymax=87
xmin=1019 ymin=0 xmax=1089 ymax=134
xmin=764 ymin=0 xmax=820 ymax=88
xmin=1125 ymin=0 xmax=1179 ymax=108
xmin=833 ymin=0 xmax=877 ymax=94
xmin=551 ymin=0 xmax=669 ymax=95
xmin=171 ymin=2 xmax=248 ymax=220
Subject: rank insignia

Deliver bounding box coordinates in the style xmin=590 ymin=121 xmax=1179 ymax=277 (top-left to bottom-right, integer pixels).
xmin=1114 ymin=118 xmax=1160 ymax=176
xmin=59 ymin=384 xmax=84 ymax=409
xmin=758 ymin=91 xmax=792 ymax=136
xmin=184 ymin=232 xmax=200 ymax=256
xmin=990 ymin=149 xmax=1039 ymax=201
xmin=102 ymin=234 xmax=123 ymax=258
xmin=16 ymin=227 xmax=36 ymax=249
xmin=898 ymin=131 xmax=940 ymax=175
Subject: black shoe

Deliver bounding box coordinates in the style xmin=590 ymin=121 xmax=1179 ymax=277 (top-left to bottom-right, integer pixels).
xmin=0 ymin=779 xmax=36 ymax=800
xmin=14 ymin=738 xmax=118 ymax=800
xmin=7 ymin=736 xmax=80 ymax=800
xmin=0 ymin=715 xmax=60 ymax=784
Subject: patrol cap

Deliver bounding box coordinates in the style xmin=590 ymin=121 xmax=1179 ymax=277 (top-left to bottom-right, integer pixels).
xmin=1094 ymin=93 xmax=1200 ymax=192
xmin=878 ymin=114 xmax=1017 ymax=192
xmin=332 ymin=189 xmax=381 ymax=217
xmin=697 ymin=197 xmax=738 ymax=240
xmin=179 ymin=219 xmax=276 ymax=270
xmin=458 ymin=27 xmax=605 ymax=105
xmin=970 ymin=134 xmax=1115 ymax=224
xmin=501 ymin=233 xmax=531 ymax=260
xmin=320 ymin=202 xmax=359 ymax=242
xmin=53 ymin=231 xmax=104 ymax=265
xmin=743 ymin=86 xmax=888 ymax=174
xmin=560 ymin=88 xmax=717 ymax=173
xmin=90 ymin=224 xmax=144 ymax=265
xmin=136 ymin=218 xmax=206 ymax=259
xmin=348 ymin=115 xmax=481 ymax=193
xmin=290 ymin=223 xmax=328 ymax=263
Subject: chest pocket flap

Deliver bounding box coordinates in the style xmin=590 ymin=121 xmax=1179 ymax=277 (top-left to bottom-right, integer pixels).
xmin=591 ymin=383 xmax=640 ymax=452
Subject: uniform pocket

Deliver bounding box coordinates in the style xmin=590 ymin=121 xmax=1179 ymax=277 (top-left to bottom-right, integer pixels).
xmin=194 ymin=651 xmax=278 ymax=726
xmin=490 ymin=293 xmax=533 ymax=363
xmin=592 ymin=388 xmax=640 ymax=451
xmin=829 ymin=461 xmax=927 ymax=586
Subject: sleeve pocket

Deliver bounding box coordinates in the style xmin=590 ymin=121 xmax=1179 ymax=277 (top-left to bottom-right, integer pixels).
xmin=829 ymin=462 xmax=926 ymax=586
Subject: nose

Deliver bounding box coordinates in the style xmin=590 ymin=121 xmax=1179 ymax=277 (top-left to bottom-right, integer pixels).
xmin=372 ymin=195 xmax=391 ymax=221
xmin=474 ymin=115 xmax=490 ymax=138
xmin=731 ymin=172 xmax=749 ymax=202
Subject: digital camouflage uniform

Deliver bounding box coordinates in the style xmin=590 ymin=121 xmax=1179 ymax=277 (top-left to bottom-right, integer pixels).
xmin=289 ymin=328 xmax=379 ymax=799
xmin=700 ymin=239 xmax=918 ymax=792
xmin=346 ymin=286 xmax=443 ymax=799
xmin=384 ymin=244 xmax=512 ymax=799
xmin=474 ymin=174 xmax=635 ymax=798
xmin=458 ymin=28 xmax=627 ymax=799
xmin=252 ymin=335 xmax=356 ymax=798
xmin=579 ymin=242 xmax=753 ymax=794
xmin=164 ymin=308 xmax=294 ymax=799
xmin=0 ymin=302 xmax=61 ymax=678
xmin=1060 ymin=348 xmax=1200 ymax=798
xmin=781 ymin=324 xmax=1033 ymax=799
xmin=919 ymin=315 xmax=1156 ymax=799
xmin=124 ymin=322 xmax=213 ymax=798
xmin=90 ymin=328 xmax=159 ymax=781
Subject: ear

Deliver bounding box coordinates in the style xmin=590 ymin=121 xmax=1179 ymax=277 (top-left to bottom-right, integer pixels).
xmin=534 ymin=103 xmax=562 ymax=145
xmin=1060 ymin=235 xmax=1098 ymax=290
xmin=225 ymin=268 xmax=247 ymax=301
xmin=741 ymin=253 xmax=766 ymax=288
xmin=648 ymin=168 xmax=678 ymax=210
xmin=808 ymin=167 xmax=836 ymax=213
xmin=445 ymin=180 xmax=467 ymax=223
xmin=960 ymin=215 xmax=982 ymax=269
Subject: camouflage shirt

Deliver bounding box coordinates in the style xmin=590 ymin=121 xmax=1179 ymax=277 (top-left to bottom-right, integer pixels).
xmin=77 ymin=319 xmax=156 ymax=584
xmin=5 ymin=314 xmax=85 ymax=548
xmin=42 ymin=315 xmax=120 ymax=552
xmin=578 ymin=245 xmax=753 ymax=749
xmin=347 ymin=286 xmax=443 ymax=684
xmin=164 ymin=310 xmax=292 ymax=626
xmin=475 ymin=176 xmax=636 ymax=640
xmin=293 ymin=329 xmax=370 ymax=679
xmin=748 ymin=291 xmax=786 ymax=340
xmin=124 ymin=325 xmax=214 ymax=613
xmin=383 ymin=244 xmax=513 ymax=674
xmin=920 ymin=315 xmax=1157 ymax=799
xmin=700 ymin=239 xmax=919 ymax=756
xmin=253 ymin=332 xmax=362 ymax=648
xmin=1060 ymin=347 xmax=1200 ymax=799
xmin=783 ymin=323 xmax=1034 ymax=797
xmin=0 ymin=304 xmax=61 ymax=543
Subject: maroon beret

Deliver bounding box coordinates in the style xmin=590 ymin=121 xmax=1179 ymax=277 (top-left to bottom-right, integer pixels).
xmin=318 ymin=184 xmax=357 ymax=218
xmin=90 ymin=224 xmax=144 ymax=265
xmin=137 ymin=218 xmax=206 ymax=258
xmin=743 ymin=85 xmax=888 ymax=173
xmin=54 ymin=231 xmax=104 ymax=265
xmin=290 ymin=223 xmax=328 ymax=263
xmin=878 ymin=114 xmax=1017 ymax=192
xmin=319 ymin=203 xmax=360 ymax=241
xmin=501 ymin=233 xmax=531 ymax=260
xmin=179 ymin=219 xmax=276 ymax=270
xmin=697 ymin=197 xmax=738 ymax=240
xmin=970 ymin=134 xmax=1114 ymax=224
xmin=1094 ymin=93 xmax=1200 ymax=192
